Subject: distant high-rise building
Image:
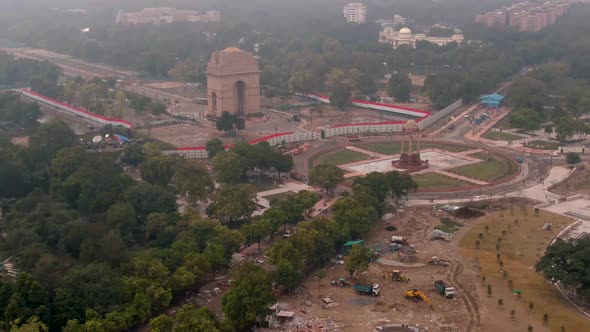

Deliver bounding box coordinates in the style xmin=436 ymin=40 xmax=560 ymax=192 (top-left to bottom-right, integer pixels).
xmin=475 ymin=0 xmax=580 ymax=32
xmin=116 ymin=7 xmax=220 ymax=25
xmin=343 ymin=2 xmax=367 ymax=24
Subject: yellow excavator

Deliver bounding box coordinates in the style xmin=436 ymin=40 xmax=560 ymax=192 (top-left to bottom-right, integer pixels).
xmin=383 ymin=269 xmax=410 ymax=282
xmin=404 ymin=288 xmax=432 ymax=306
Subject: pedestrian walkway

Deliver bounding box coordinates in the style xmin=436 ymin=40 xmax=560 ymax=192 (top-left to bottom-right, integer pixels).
xmin=256 ymin=181 xmax=313 ymax=209
xmin=433 ymin=170 xmax=489 ymax=186
xmin=344 ymin=145 xmax=387 ymax=157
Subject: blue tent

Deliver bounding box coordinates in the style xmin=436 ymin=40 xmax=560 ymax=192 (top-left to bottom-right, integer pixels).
xmin=480 ymin=93 xmax=504 ymax=108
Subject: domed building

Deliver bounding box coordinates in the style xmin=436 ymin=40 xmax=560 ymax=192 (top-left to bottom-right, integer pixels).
xmin=379 ymin=26 xmax=464 ymax=49
xmin=207 ymin=47 xmax=260 ymax=118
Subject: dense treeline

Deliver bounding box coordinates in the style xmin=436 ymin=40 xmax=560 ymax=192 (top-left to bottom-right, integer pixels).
xmin=536 ymin=237 xmax=590 ymax=302
xmin=0 ymin=52 xmax=61 ymax=97
xmin=0 ymin=117 xmax=245 ymax=331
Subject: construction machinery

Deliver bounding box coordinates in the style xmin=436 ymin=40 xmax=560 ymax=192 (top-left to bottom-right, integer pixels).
xmin=434 ymin=280 xmax=456 ymax=298
xmin=383 ymin=269 xmax=410 ymax=282
xmin=404 ymin=289 xmax=432 ymax=306
xmin=330 ymin=277 xmax=350 ymax=287
xmin=353 ymin=283 xmax=380 ymax=296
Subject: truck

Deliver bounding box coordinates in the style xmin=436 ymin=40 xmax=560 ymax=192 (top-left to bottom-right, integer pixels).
xmin=434 ymin=280 xmax=456 ymax=298
xmin=353 ymin=283 xmax=380 ymax=296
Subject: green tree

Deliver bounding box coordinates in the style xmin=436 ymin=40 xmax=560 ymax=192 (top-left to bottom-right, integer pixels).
xmin=205 ymin=138 xmax=225 ymax=159
xmin=120 ymin=143 xmax=145 ymax=166
xmin=149 ymin=314 xmax=173 ymax=332
xmin=345 ymin=244 xmax=370 ymax=278
xmin=329 ymin=83 xmax=352 ymax=109
xmin=387 ymin=72 xmax=411 ymax=102
xmin=308 ymin=164 xmax=344 ymax=195
xmin=125 ymin=183 xmax=177 ymax=222
xmin=175 ymin=305 xmax=221 ymax=332
xmin=174 ymin=160 xmax=214 ymax=205
xmin=140 ymin=154 xmax=179 ymax=186
xmin=216 ymin=111 xmax=245 ymax=134
xmin=333 ymin=197 xmax=379 ymax=238
xmin=212 ymin=151 xmax=242 ymax=184
xmin=222 ymin=263 xmax=275 ymax=330
xmin=207 ymin=185 xmax=257 ymax=223
xmin=272 ymin=153 xmax=294 ymax=180
xmin=274 ymin=259 xmax=304 ymax=293
xmin=566 ymin=152 xmax=581 ymax=166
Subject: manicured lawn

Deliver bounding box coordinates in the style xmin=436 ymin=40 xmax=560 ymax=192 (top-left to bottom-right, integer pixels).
xmin=526 ymin=140 xmax=559 ymax=150
xmin=412 ymin=173 xmax=468 ymax=190
xmin=361 ymin=142 xmax=470 ymax=155
xmin=312 ymin=149 xmax=369 ymax=166
xmin=460 ymin=209 xmax=587 ymax=332
xmin=450 ymin=157 xmax=514 ymax=182
xmin=483 ymin=130 xmax=526 ymax=142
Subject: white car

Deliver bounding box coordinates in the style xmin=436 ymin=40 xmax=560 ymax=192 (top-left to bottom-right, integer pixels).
xmin=549 ymin=152 xmax=561 ymax=157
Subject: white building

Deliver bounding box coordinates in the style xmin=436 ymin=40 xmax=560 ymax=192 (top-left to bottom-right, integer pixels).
xmin=379 ymin=27 xmax=464 ymax=49
xmin=343 ymin=3 xmax=367 ymax=24
xmin=116 ymin=8 xmax=221 ymax=25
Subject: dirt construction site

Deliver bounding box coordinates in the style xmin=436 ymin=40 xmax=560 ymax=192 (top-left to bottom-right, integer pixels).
xmin=274 ymin=205 xmax=487 ymax=332
xmin=269 ymin=199 xmax=588 ymax=332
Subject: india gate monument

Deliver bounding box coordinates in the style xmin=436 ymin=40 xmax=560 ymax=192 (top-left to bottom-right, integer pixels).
xmin=207 ymin=47 xmax=261 ymax=118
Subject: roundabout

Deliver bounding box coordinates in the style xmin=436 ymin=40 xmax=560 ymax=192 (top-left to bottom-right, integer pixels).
xmin=306 ymin=139 xmax=520 ymax=193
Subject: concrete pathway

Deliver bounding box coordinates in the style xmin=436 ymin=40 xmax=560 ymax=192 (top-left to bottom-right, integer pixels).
xmin=510 ymin=166 xmax=571 ymax=202
xmin=455 ymin=149 xmax=483 ymax=156
xmin=433 ymin=170 xmax=489 ymax=186
xmin=256 ymin=181 xmax=313 ymax=209
xmin=345 ymin=145 xmax=388 ymax=158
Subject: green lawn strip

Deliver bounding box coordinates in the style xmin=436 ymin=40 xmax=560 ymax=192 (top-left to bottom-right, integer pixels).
xmin=483 ymin=130 xmax=526 ymax=142
xmin=449 ymin=157 xmax=511 ymax=182
xmin=360 ymin=142 xmax=470 ymax=155
xmin=412 ymin=173 xmax=468 ymax=190
xmin=526 ymin=140 xmax=559 ymax=150
xmin=311 ymin=149 xmax=369 ymax=166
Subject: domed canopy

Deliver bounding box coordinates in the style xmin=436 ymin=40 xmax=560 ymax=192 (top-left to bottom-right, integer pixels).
xmin=403 ymin=119 xmax=418 ymax=131
xmin=399 ymin=27 xmax=412 ymax=34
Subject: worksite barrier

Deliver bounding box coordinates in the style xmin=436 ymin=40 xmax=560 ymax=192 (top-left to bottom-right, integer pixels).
xmin=169 ymin=131 xmax=317 ymax=159
xmin=20 ymin=89 xmax=134 ymax=129
xmin=319 ymin=99 xmax=463 ymax=138
xmin=299 ymin=93 xmax=431 ymax=118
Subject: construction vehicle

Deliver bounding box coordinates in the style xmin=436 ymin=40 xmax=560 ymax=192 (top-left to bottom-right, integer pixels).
xmin=353 ymin=283 xmax=380 ymax=296
xmin=427 ymin=256 xmax=450 ymax=267
xmin=331 ymin=277 xmax=350 ymax=287
xmin=434 ymin=280 xmax=456 ymax=298
xmin=383 ymin=270 xmax=409 ymax=282
xmin=404 ymin=289 xmax=432 ymax=305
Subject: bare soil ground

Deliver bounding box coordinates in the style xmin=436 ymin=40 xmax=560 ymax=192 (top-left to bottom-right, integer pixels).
xmin=273 ymin=206 xmax=486 ymax=332
xmin=551 ymin=165 xmax=590 ymax=196
xmin=460 ymin=202 xmax=590 ymax=332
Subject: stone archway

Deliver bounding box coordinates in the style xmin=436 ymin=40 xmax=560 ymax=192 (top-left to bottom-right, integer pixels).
xmin=211 ymin=92 xmax=217 ymax=116
xmin=234 ymin=80 xmax=246 ymax=117
xmin=206 ymin=47 xmax=260 ymax=117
